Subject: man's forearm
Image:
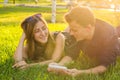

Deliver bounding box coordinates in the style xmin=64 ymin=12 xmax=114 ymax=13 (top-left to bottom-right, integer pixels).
xmin=78 ymin=65 xmax=107 ymax=74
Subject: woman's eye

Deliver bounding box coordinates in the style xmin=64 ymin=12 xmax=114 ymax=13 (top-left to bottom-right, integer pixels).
xmin=42 ymin=26 xmax=46 ymax=30
xmin=34 ymin=29 xmax=39 ymax=33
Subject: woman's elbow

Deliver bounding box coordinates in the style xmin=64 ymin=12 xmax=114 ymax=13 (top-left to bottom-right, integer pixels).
xmin=51 ymin=58 xmax=59 ymax=62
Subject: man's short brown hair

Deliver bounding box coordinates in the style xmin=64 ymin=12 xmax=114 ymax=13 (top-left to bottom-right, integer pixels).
xmin=64 ymin=6 xmax=96 ymax=27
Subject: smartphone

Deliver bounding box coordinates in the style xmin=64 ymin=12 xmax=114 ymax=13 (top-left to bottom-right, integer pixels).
xmin=48 ymin=64 xmax=67 ymax=70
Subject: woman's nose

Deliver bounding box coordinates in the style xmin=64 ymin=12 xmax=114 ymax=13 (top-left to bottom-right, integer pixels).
xmin=40 ymin=30 xmax=46 ymax=36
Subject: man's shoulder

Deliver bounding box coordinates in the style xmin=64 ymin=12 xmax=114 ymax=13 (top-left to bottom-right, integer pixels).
xmin=95 ymin=18 xmax=114 ymax=28
xmin=92 ymin=19 xmax=118 ymax=45
xmin=95 ymin=18 xmax=116 ymax=36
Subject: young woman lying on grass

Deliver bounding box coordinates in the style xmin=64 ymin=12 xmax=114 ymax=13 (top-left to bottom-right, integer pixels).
xmin=12 ymin=13 xmax=65 ymax=69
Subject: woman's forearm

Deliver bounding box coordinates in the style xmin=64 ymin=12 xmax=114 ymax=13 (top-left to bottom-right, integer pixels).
xmin=14 ymin=33 xmax=25 ymax=62
xmin=29 ymin=59 xmax=54 ymax=67
xmin=39 ymin=59 xmax=54 ymax=65
xmin=58 ymin=56 xmax=72 ymax=66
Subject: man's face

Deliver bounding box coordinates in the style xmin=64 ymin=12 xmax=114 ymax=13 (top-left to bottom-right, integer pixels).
xmin=69 ymin=21 xmax=89 ymax=41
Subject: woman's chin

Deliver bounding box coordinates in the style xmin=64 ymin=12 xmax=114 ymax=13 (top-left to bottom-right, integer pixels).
xmin=40 ymin=39 xmax=48 ymax=44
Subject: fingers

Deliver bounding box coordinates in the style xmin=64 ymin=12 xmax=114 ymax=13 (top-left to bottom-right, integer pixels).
xmin=64 ymin=69 xmax=79 ymax=77
xmin=47 ymin=67 xmax=68 ymax=75
xmin=12 ymin=63 xmax=17 ymax=68
xmin=62 ymin=69 xmax=72 ymax=75
xmin=19 ymin=65 xmax=29 ymax=70
xmin=12 ymin=63 xmax=21 ymax=68
xmin=12 ymin=61 xmax=27 ymax=68
xmin=47 ymin=67 xmax=51 ymax=72
xmin=47 ymin=67 xmax=58 ymax=73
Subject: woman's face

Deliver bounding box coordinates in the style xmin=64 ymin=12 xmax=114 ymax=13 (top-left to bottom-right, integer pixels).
xmin=33 ymin=21 xmax=49 ymax=44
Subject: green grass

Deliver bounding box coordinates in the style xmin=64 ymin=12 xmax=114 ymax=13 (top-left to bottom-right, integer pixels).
xmin=0 ymin=6 xmax=120 ymax=80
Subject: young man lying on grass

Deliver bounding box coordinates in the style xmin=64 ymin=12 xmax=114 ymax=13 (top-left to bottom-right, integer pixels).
xmin=48 ymin=6 xmax=120 ymax=77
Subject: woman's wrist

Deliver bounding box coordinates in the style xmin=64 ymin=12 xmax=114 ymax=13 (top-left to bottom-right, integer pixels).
xmin=21 ymin=35 xmax=25 ymax=41
xmin=15 ymin=59 xmax=25 ymax=63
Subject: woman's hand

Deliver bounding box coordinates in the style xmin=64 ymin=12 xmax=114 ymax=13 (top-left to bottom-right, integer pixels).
xmin=18 ymin=64 xmax=31 ymax=69
xmin=48 ymin=63 xmax=68 ymax=75
xmin=48 ymin=62 xmax=59 ymax=72
xmin=48 ymin=65 xmax=81 ymax=77
xmin=48 ymin=67 xmax=67 ymax=74
xmin=12 ymin=60 xmax=27 ymax=68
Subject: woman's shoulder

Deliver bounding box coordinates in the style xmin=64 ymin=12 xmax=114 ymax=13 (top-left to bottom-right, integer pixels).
xmin=50 ymin=31 xmax=76 ymax=41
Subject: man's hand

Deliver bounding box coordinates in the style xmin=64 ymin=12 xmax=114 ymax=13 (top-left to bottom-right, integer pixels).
xmin=48 ymin=67 xmax=68 ymax=74
xmin=48 ymin=67 xmax=81 ymax=77
xmin=63 ymin=68 xmax=81 ymax=77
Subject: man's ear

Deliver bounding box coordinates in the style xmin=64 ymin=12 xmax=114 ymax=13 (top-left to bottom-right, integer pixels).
xmin=85 ymin=24 xmax=92 ymax=32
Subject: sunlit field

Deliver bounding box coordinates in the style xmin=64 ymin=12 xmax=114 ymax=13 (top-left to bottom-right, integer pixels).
xmin=0 ymin=5 xmax=120 ymax=80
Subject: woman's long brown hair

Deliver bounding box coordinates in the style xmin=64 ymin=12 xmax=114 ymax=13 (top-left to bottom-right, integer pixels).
xmin=21 ymin=14 xmax=49 ymax=60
